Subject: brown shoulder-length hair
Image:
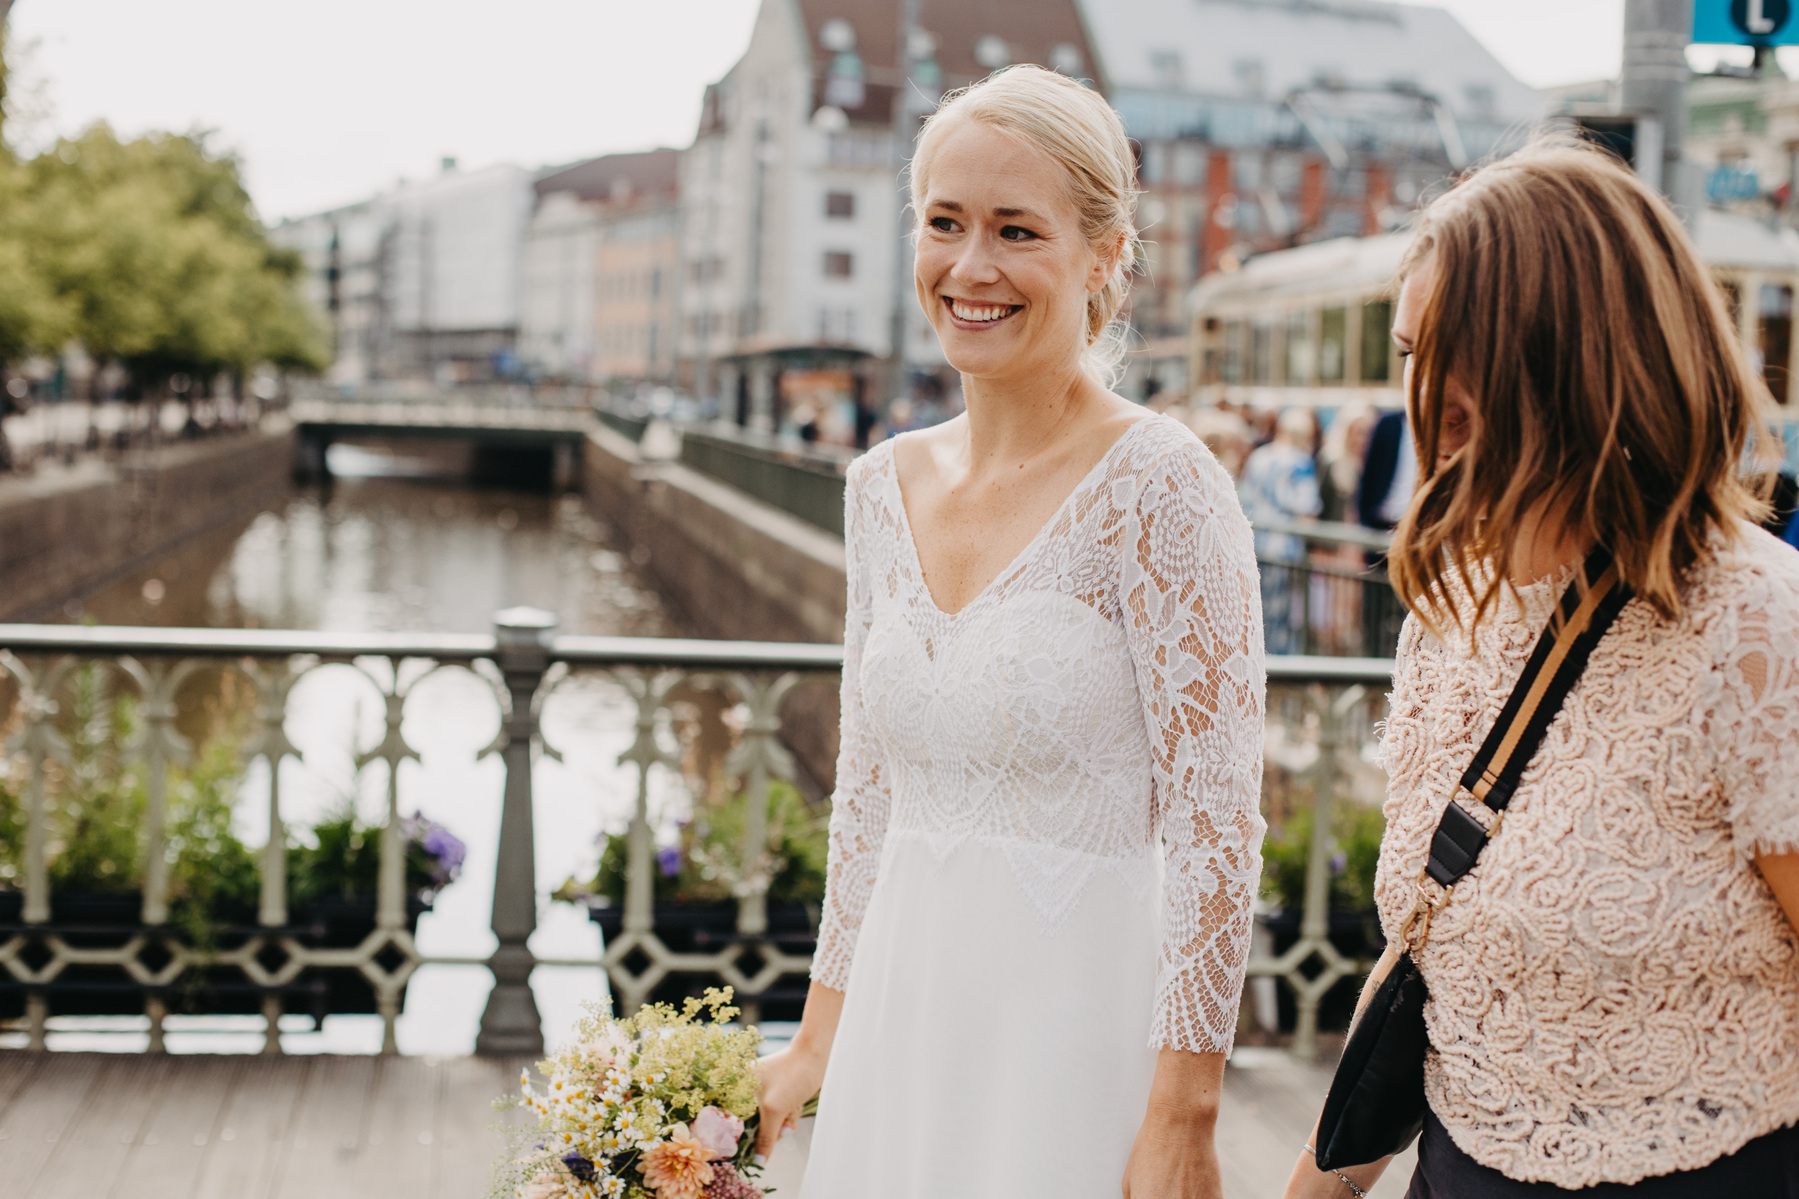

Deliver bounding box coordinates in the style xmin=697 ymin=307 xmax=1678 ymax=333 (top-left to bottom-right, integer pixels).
xmin=1389 ymin=135 xmax=1774 ymax=633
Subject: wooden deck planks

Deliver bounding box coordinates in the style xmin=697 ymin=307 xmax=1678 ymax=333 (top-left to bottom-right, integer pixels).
xmin=0 ymin=1050 xmax=45 ymax=1119
xmin=188 ymin=1054 xmax=310 ymax=1199
xmin=268 ymin=1054 xmax=378 ymax=1199
xmin=1217 ymin=1050 xmax=1418 ymax=1199
xmin=355 ymin=1055 xmax=443 ymax=1199
xmin=31 ymin=1054 xmax=173 ymax=1199
xmin=430 ymin=1056 xmax=531 ymax=1199
xmin=0 ymin=1051 xmax=106 ymax=1196
xmin=113 ymin=1054 xmax=246 ymax=1199
xmin=0 ymin=1048 xmax=1415 ymax=1198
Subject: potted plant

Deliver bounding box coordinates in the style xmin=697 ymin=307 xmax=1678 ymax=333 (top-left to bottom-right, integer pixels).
xmin=0 ymin=667 xmax=467 ymax=1020
xmin=556 ymin=779 xmax=826 ymax=1020
xmin=1257 ymin=798 xmax=1387 ymax=1033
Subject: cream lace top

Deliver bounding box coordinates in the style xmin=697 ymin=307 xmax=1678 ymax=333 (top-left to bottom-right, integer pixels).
xmin=811 ymin=415 xmax=1267 ymax=1053
xmin=1376 ymin=523 xmax=1799 ymax=1187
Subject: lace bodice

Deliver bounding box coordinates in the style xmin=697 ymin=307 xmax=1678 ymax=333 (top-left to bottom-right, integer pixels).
xmin=1376 ymin=523 xmax=1799 ymax=1187
xmin=811 ymin=415 xmax=1267 ymax=1054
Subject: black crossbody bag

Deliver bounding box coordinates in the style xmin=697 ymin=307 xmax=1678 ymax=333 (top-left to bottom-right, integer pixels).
xmin=1313 ymin=549 xmax=1634 ymax=1172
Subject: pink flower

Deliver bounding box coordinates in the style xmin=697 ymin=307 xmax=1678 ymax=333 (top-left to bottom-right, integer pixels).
xmin=640 ymin=1124 xmax=715 ymax=1199
xmin=691 ymin=1106 xmax=745 ymax=1160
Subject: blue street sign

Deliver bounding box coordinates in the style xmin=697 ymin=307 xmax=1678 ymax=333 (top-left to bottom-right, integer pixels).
xmin=1707 ymin=162 xmax=1763 ymax=202
xmin=1695 ymin=0 xmax=1799 ymax=45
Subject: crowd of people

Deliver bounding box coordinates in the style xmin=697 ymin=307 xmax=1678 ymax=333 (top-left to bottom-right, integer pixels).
xmin=1159 ymin=401 xmax=1407 ymax=655
xmin=1158 ymin=396 xmax=1799 ymax=657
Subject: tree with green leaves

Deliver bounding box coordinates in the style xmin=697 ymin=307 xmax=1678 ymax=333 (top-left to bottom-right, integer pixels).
xmin=23 ymin=126 xmax=328 ymax=399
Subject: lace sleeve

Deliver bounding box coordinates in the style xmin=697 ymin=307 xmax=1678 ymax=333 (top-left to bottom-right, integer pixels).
xmin=811 ymin=460 xmax=892 ymax=991
xmin=1711 ymin=543 xmax=1799 ymax=859
xmin=1122 ymin=440 xmax=1267 ymax=1054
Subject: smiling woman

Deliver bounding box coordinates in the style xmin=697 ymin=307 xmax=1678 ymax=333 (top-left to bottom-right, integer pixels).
xmin=910 ymin=67 xmax=1141 ymax=388
xmin=753 ymin=66 xmax=1265 ymax=1199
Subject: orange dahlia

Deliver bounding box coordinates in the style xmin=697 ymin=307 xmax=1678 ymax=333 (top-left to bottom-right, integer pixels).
xmin=640 ymin=1124 xmax=716 ymax=1199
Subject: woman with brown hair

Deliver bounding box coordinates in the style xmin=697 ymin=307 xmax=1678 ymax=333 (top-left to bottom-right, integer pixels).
xmin=1285 ymin=137 xmax=1799 ymax=1197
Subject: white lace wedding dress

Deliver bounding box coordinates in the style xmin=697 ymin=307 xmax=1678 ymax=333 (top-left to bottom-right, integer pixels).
xmin=797 ymin=414 xmax=1267 ymax=1198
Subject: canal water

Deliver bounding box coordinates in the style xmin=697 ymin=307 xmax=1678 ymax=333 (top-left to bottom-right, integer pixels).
xmin=53 ymin=443 xmax=686 ymax=1055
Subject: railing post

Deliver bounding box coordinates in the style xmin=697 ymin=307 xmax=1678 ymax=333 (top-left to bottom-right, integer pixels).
xmin=1289 ymin=683 xmax=1366 ymax=1061
xmin=1290 ymin=691 xmax=1337 ymax=1060
xmin=2 ymin=652 xmax=64 ymax=1051
xmin=476 ymin=607 xmax=556 ymax=1056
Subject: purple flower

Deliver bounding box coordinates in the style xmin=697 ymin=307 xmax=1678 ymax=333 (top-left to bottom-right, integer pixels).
xmin=1329 ymin=851 xmax=1347 ymax=875
xmin=658 ymin=844 xmax=683 ymax=877
xmin=402 ymin=813 xmax=468 ymax=888
xmin=562 ymin=1152 xmax=597 ymax=1183
xmin=423 ymin=825 xmax=467 ymax=878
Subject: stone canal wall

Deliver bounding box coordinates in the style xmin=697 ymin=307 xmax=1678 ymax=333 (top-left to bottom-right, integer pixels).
xmin=0 ymin=428 xmax=294 ymax=620
xmin=581 ymin=425 xmax=846 ymax=787
xmin=582 ymin=425 xmax=846 ymax=645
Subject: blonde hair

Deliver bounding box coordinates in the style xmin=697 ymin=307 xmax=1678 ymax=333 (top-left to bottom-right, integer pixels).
xmin=1389 ymin=135 xmax=1773 ymax=632
xmin=910 ymin=65 xmax=1141 ymax=384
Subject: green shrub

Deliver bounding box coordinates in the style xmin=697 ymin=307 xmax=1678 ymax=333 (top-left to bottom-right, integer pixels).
xmin=558 ymin=779 xmax=828 ymax=908
xmin=1260 ymin=799 xmax=1385 ymax=914
xmin=0 ymin=664 xmax=462 ymax=922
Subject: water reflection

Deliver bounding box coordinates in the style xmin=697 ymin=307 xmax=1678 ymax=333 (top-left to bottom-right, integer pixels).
xmin=73 ymin=475 xmax=673 ymax=640
xmin=51 ymin=450 xmax=680 ymax=1054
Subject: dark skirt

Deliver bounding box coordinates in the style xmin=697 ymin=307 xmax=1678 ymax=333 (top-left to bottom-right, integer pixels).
xmin=1404 ymin=1110 xmax=1799 ymax=1198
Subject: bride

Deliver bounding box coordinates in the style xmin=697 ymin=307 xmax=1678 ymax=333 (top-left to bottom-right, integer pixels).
xmin=755 ymin=65 xmax=1266 ymax=1198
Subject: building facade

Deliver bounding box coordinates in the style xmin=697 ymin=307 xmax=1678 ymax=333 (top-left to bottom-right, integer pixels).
xmin=520 ymin=149 xmax=681 ymax=385
xmin=1079 ymin=0 xmax=1540 ymax=401
xmin=274 ymin=161 xmax=535 ymax=388
xmin=678 ymin=0 xmax=1098 ymax=442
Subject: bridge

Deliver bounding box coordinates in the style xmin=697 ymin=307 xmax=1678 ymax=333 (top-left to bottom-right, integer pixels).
xmin=0 ymin=618 xmax=1409 ymax=1198
xmin=288 ymin=391 xmax=596 ymax=484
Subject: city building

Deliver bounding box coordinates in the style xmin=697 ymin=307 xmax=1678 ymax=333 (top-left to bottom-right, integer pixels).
xmin=274 ymin=160 xmax=536 ymax=387
xmin=1543 ymin=62 xmax=1799 ymax=404
xmin=1078 ymin=0 xmax=1540 ymax=401
xmin=677 ymin=0 xmax=1099 ymax=442
xmin=519 ymin=149 xmax=681 ymax=385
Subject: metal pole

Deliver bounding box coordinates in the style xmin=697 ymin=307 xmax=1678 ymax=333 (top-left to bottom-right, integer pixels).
xmin=475 ymin=606 xmax=556 ymax=1056
xmin=886 ymin=0 xmax=925 ymax=421
xmin=1622 ymin=0 xmax=1696 ymax=211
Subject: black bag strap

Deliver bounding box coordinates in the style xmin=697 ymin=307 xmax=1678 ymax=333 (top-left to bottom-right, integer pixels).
xmin=1422 ymin=548 xmax=1633 ymax=889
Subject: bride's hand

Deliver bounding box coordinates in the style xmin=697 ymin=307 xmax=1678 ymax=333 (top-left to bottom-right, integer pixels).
xmin=754 ymin=1044 xmax=826 ymax=1160
xmin=1121 ymin=1106 xmax=1223 ymax=1199
xmin=1122 ymin=1048 xmax=1225 ymax=1198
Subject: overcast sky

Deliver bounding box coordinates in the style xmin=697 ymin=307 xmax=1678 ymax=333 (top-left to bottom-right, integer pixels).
xmin=4 ymin=0 xmax=1769 ymax=223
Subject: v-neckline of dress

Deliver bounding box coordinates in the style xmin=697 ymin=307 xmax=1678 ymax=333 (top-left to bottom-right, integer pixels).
xmin=888 ymin=414 xmax=1158 ymax=620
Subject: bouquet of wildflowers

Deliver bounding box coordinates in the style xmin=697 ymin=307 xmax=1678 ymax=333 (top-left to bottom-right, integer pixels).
xmin=500 ymin=988 xmax=770 ymax=1199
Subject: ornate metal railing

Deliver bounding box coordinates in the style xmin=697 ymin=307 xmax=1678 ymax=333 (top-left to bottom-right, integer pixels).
xmin=0 ymin=618 xmax=1391 ymax=1060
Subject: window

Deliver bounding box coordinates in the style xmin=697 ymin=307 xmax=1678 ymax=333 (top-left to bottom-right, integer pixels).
xmin=818 ymin=307 xmax=857 ymax=342
xmin=1286 ymin=310 xmax=1314 ymax=385
xmin=825 ymin=191 xmax=855 ymax=218
xmin=1319 ymin=307 xmax=1347 ymax=383
xmin=1360 ymin=299 xmax=1393 ymax=383
xmin=1249 ymin=318 xmax=1275 ymax=384
xmin=824 ymin=251 xmax=854 ymax=278
xmin=1221 ymin=320 xmax=1244 ymax=384
xmin=1762 ymin=283 xmax=1793 ymax=403
xmin=1141 ymin=143 xmax=1169 ymax=186
xmin=1173 ymin=143 xmax=1208 ymax=188
xmin=1149 ymin=49 xmax=1184 ymax=91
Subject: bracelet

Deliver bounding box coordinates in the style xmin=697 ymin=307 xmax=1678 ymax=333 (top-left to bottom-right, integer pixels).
xmin=1302 ymin=1144 xmax=1369 ymax=1199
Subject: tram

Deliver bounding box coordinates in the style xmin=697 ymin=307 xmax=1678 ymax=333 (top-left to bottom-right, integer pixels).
xmin=1188 ymin=208 xmax=1799 ymax=419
